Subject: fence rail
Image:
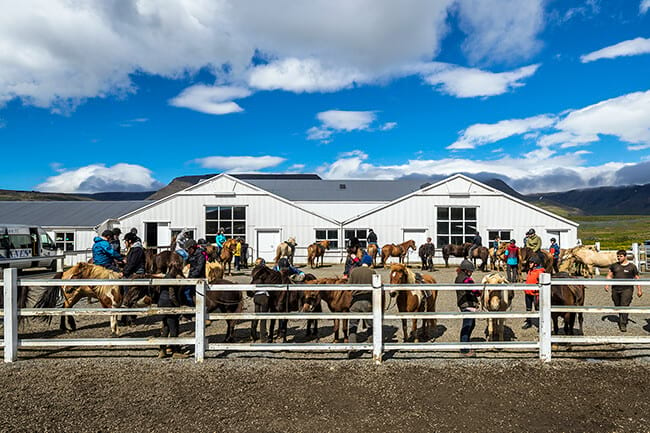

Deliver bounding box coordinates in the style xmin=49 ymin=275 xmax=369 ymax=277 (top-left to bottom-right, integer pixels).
xmin=3 ymin=269 xmax=650 ymax=363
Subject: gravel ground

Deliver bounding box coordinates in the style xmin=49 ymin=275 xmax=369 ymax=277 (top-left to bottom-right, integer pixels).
xmin=3 ymin=263 xmax=650 ymax=432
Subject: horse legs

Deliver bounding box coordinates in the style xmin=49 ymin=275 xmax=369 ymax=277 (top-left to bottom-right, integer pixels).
xmin=279 ymin=319 xmax=288 ymax=343
xmin=401 ymin=319 xmax=409 ymax=342
xmin=268 ymin=319 xmax=276 ymax=343
xmin=551 ymin=313 xmax=559 ymax=335
xmin=225 ymin=319 xmax=236 ymax=343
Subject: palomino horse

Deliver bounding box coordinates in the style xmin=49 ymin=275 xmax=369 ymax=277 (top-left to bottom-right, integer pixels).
xmin=441 ymin=243 xmax=471 ymax=267
xmin=551 ymin=272 xmax=585 ymax=335
xmin=389 ymin=263 xmax=437 ymax=342
xmin=380 ymin=240 xmax=416 ymax=267
xmin=205 ymin=262 xmax=242 ymax=343
xmin=560 ymin=245 xmax=617 ymax=278
xmin=219 ymin=238 xmax=238 ymax=276
xmin=307 ymin=240 xmax=330 ymax=268
xmin=469 ymin=246 xmax=489 ymax=272
xmin=418 ymin=243 xmax=435 ymax=271
xmin=303 ymin=277 xmax=351 ymax=342
xmin=480 ymin=272 xmax=515 ymax=342
xmin=274 ymin=237 xmax=297 ymax=265
xmin=59 ymin=262 xmax=123 ymax=336
xmin=367 ymin=243 xmax=379 ymax=268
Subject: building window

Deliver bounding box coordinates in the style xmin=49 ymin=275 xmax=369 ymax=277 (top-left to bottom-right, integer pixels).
xmin=436 ymin=207 xmax=477 ymax=246
xmin=488 ymin=230 xmax=511 ymax=243
xmin=205 ymin=206 xmax=246 ymax=243
xmin=344 ymin=229 xmax=368 ymax=248
xmin=315 ymin=229 xmax=339 ymax=249
xmin=55 ymin=232 xmax=75 ymax=251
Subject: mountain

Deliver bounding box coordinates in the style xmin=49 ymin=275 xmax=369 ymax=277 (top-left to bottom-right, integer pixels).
xmin=0 ymin=189 xmax=155 ymax=201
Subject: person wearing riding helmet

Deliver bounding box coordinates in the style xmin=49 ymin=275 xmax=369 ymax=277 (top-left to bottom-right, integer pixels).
xmin=523 ymin=254 xmax=545 ymax=329
xmin=343 ymin=246 xmax=361 ymax=278
xmin=92 ymin=229 xmax=123 ymax=272
xmin=110 ymin=228 xmax=122 ymax=254
xmin=181 ymin=239 xmax=206 ymax=314
xmin=504 ymin=239 xmax=519 ymax=283
xmin=122 ymin=232 xmax=146 ymax=278
xmin=367 ymin=229 xmax=378 ymax=246
xmin=216 ymin=228 xmax=227 ymax=257
xmin=274 ymin=257 xmax=305 ymax=282
xmin=468 ymin=231 xmax=482 ymax=261
xmin=549 ymin=237 xmax=560 ymax=274
xmin=456 ymin=259 xmax=480 ymax=356
xmin=196 ymin=238 xmax=210 ymax=262
xmin=348 ymin=254 xmax=375 ymax=350
xmin=525 ymin=228 xmax=545 ymax=266
xmin=175 ymin=228 xmax=192 ymax=260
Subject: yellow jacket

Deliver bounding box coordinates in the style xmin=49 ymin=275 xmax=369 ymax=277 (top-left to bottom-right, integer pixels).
xmin=234 ymin=242 xmax=242 ymax=257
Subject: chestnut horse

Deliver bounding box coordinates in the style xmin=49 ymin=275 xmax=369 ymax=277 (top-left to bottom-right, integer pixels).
xmin=303 ymin=277 xmax=351 ymax=342
xmin=205 ymin=263 xmax=242 ymax=343
xmin=388 ymin=263 xmax=437 ymax=342
xmin=441 ymin=242 xmax=472 ymax=267
xmin=480 ymin=272 xmax=514 ymax=341
xmin=367 ymin=243 xmax=379 ymax=267
xmin=307 ymin=240 xmax=330 ymax=268
xmin=469 ymin=246 xmax=490 ymax=272
xmin=380 ymin=240 xmax=416 ymax=267
xmin=219 ymin=238 xmax=238 ymax=276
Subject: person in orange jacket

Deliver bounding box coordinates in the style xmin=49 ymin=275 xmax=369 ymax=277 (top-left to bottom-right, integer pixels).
xmin=523 ymin=255 xmax=545 ymax=329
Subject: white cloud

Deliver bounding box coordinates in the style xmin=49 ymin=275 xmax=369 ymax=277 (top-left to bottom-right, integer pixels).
xmin=581 ymin=37 xmax=650 ymax=63
xmin=119 ymin=117 xmax=149 ymax=127
xmin=456 ymin=0 xmax=545 ymax=65
xmin=448 ymin=115 xmax=556 ymax=149
xmin=169 ymin=85 xmax=251 ymax=115
xmin=421 ymin=63 xmax=540 ymax=98
xmin=36 ymin=163 xmax=163 ymax=193
xmin=307 ymin=110 xmax=397 ymax=142
xmin=193 ymin=155 xmax=286 ymax=171
xmin=641 ymin=0 xmax=650 ymax=14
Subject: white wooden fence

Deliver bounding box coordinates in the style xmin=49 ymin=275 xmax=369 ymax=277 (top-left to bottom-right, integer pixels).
xmin=2 ymin=269 xmax=649 ymax=363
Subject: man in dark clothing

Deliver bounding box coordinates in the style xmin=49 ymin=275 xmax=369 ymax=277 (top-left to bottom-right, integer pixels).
xmin=182 ymin=239 xmax=206 ymax=310
xmin=110 ymin=228 xmax=122 ymax=254
xmin=456 ymin=259 xmax=479 ymax=356
xmin=468 ymin=231 xmax=482 ymax=259
xmin=122 ymin=232 xmax=145 ymax=278
xmin=367 ymin=229 xmax=378 ymax=246
xmin=606 ymin=250 xmax=642 ymax=332
xmin=348 ymin=254 xmax=375 ymax=347
xmin=157 ymin=268 xmax=189 ymax=358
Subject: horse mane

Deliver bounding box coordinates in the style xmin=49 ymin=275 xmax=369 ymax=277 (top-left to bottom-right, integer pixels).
xmin=206 ymin=261 xmax=224 ymax=283
xmin=390 ymin=263 xmax=416 ymax=284
xmin=481 ymin=272 xmax=507 ymax=284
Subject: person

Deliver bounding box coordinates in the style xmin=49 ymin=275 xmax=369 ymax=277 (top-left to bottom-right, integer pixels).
xmin=468 ymin=231 xmax=482 ymax=259
xmin=122 ymin=232 xmax=145 ymax=278
xmin=92 ymin=229 xmax=123 ymax=272
xmin=175 ymin=228 xmax=192 ymax=260
xmin=216 ymin=228 xmax=227 ymax=256
xmin=504 ymin=239 xmax=519 ymax=283
xmin=367 ymin=229 xmax=378 ymax=246
xmin=182 ymin=239 xmax=206 ymax=312
xmin=605 ymin=250 xmax=642 ymax=332
xmin=129 ymin=227 xmax=142 ymax=243
xmin=157 ymin=269 xmax=189 ymax=359
xmin=110 ymin=228 xmax=122 ymax=254
xmin=456 ymin=259 xmax=480 ymax=356
xmin=525 ymin=228 xmax=544 ymax=265
xmin=343 ymin=246 xmax=361 ymax=278
xmin=549 ymin=237 xmax=560 ymax=274
xmin=196 ymin=238 xmax=210 ymax=262
xmin=523 ymin=255 xmax=545 ymax=329
xmin=347 ymin=235 xmax=361 ymax=250
xmin=491 ymin=236 xmax=500 ymax=264
xmin=347 ymin=254 xmax=376 ymax=349
xmin=241 ymin=242 xmax=249 ymax=268
xmin=234 ymin=238 xmax=242 ymax=271
xmin=273 ymin=257 xmax=305 ymax=282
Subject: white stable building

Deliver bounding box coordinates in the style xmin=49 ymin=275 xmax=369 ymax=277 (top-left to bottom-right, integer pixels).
xmin=116 ymin=173 xmax=579 ymax=264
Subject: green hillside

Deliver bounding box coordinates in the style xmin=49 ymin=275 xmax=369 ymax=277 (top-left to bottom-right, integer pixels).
xmin=573 ymin=215 xmax=650 ymax=250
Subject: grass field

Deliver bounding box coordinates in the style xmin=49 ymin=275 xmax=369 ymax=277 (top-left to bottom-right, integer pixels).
xmin=572 ymin=215 xmax=650 ymax=250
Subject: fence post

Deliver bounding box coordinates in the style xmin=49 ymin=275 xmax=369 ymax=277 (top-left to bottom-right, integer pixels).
xmin=372 ymin=273 xmax=383 ymax=365
xmin=195 ymin=281 xmax=206 ymax=363
xmin=538 ymin=272 xmax=552 ymax=362
xmin=3 ymin=268 xmax=18 ymax=363
xmin=56 ymin=255 xmax=64 ymax=272
xmin=632 ymin=243 xmax=640 ymax=271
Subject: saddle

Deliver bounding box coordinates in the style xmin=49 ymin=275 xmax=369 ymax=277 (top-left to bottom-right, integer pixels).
xmin=411 ymin=272 xmax=432 ymax=305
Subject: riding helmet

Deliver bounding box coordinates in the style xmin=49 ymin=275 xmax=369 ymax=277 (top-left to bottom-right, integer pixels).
xmin=529 ymin=255 xmax=542 ymax=265
xmin=184 ymin=239 xmax=197 ymax=250
xmin=124 ymin=232 xmax=138 ymax=243
xmin=278 ymin=257 xmax=290 ymax=269
xmin=459 ymin=259 xmax=475 ymax=272
xmin=112 ymin=227 xmax=122 ymax=236
xmin=550 ymin=237 xmax=556 ymax=242
xmin=197 ymin=238 xmax=207 ymax=245
xmin=526 ymin=228 xmax=535 ymax=235
xmin=101 ymin=229 xmax=114 ymax=238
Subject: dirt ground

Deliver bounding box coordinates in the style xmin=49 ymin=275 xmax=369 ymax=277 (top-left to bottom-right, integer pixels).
xmin=3 ymin=263 xmax=650 ymax=432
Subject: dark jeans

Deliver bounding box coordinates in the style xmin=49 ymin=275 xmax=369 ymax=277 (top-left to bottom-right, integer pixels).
xmin=507 ymin=264 xmax=519 ymax=283
xmin=252 ymin=294 xmax=270 ymax=340
xmin=160 ymin=314 xmax=180 ymax=353
xmin=460 ymin=308 xmax=476 ymax=353
xmin=552 ymin=257 xmax=559 ymax=274
xmin=525 ymin=293 xmax=539 ymax=326
xmin=234 ymin=256 xmax=241 ymax=271
xmin=612 ymin=287 xmax=633 ymax=325
xmin=182 ymin=286 xmax=195 ymax=307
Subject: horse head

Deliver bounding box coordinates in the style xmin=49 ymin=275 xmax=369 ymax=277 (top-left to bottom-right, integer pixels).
xmin=287 ymin=237 xmax=296 ymax=246
xmin=206 ymin=261 xmax=224 ymax=283
xmin=406 ymin=240 xmax=416 ymax=251
xmin=388 ymin=263 xmax=415 ymax=297
xmin=301 ymin=289 xmax=320 ymax=312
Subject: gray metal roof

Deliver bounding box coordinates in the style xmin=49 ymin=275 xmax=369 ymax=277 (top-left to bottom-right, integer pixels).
xmin=243 ymin=179 xmax=432 ymax=201
xmin=0 ymin=201 xmax=152 ymax=227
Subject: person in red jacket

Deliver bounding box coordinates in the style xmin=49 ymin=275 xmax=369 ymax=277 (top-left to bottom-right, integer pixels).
xmin=523 ymin=255 xmax=545 ymax=329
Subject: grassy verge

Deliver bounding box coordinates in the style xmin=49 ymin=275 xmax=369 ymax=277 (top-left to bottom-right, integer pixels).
xmin=572 ymin=215 xmax=650 ymax=250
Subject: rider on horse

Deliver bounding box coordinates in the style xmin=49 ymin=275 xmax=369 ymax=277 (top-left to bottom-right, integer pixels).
xmin=468 ymin=231 xmax=482 ymax=259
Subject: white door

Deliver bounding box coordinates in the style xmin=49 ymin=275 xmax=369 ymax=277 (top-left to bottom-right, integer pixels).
xmin=403 ymin=229 xmax=428 ymax=264
xmin=257 ymin=230 xmax=281 ymax=263
xmin=157 ymin=222 xmax=171 ymax=249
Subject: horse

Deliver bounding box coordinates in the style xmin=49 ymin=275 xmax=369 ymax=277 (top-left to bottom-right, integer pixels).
xmin=480 ymin=272 xmax=515 ymax=342
xmin=489 ymin=242 xmax=509 ymax=271
xmin=388 ymin=263 xmax=437 ymax=342
xmin=303 ymin=277 xmax=351 ymax=342
xmin=153 ymin=250 xmax=184 ymax=275
xmin=560 ymin=245 xmax=617 ymax=278
xmin=367 ymin=243 xmax=379 ymax=268
xmin=518 ymin=247 xmax=553 ymax=277
xmin=307 ymin=240 xmax=329 ymax=268
xmin=380 ymin=240 xmax=416 ymax=267
xmin=58 ymin=262 xmax=123 ymax=336
xmin=418 ymin=243 xmax=435 ymax=271
xmin=205 ymin=262 xmax=242 ymax=343
xmin=469 ymin=246 xmax=489 ymax=272
xmin=274 ymin=237 xmax=297 ymax=265
xmin=441 ymin=243 xmax=471 ymax=267
xmin=144 ymin=248 xmax=158 ymax=273
xmin=219 ymin=238 xmax=238 ymax=276
xmin=551 ymin=272 xmax=585 ymax=335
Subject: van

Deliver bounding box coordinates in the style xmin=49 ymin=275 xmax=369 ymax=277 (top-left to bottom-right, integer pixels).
xmin=0 ymin=224 xmax=59 ymax=270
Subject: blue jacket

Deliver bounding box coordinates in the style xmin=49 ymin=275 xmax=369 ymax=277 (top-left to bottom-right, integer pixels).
xmin=92 ymin=237 xmax=122 ymax=267
xmin=216 ymin=234 xmax=227 ymax=248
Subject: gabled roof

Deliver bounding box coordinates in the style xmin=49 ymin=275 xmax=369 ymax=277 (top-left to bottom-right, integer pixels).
xmin=0 ymin=201 xmax=152 ymax=227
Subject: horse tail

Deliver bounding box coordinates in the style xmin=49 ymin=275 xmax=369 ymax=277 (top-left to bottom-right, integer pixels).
xmin=33 ymin=284 xmax=63 ymax=324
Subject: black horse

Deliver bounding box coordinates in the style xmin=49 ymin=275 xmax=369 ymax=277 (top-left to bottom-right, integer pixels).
xmin=441 ymin=242 xmax=471 ymax=267
xmin=205 ymin=278 xmax=243 ymax=343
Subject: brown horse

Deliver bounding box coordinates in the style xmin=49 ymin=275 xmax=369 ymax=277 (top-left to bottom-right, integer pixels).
xmin=489 ymin=242 xmax=509 ymax=271
xmin=388 ymin=263 xmax=437 ymax=342
xmin=380 ymin=240 xmax=416 ymax=267
xmin=152 ymin=250 xmax=184 ymax=275
xmin=480 ymin=272 xmax=515 ymax=341
xmin=441 ymin=243 xmax=472 ymax=267
xmin=205 ymin=263 xmax=242 ymax=343
xmin=551 ymin=272 xmax=585 ymax=335
xmin=307 ymin=240 xmax=330 ymax=268
xmin=367 ymin=243 xmax=379 ymax=267
xmin=59 ymin=262 xmax=123 ymax=336
xmin=274 ymin=237 xmax=297 ymax=265
xmin=469 ymin=246 xmax=489 ymax=272
xmin=219 ymin=238 xmax=238 ymax=276
xmin=518 ymin=247 xmax=553 ymax=277
xmin=418 ymin=242 xmax=435 ymax=271
xmin=303 ymin=277 xmax=351 ymax=342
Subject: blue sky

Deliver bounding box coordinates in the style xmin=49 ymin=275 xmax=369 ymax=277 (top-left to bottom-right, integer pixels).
xmin=1 ymin=0 xmax=649 ymax=194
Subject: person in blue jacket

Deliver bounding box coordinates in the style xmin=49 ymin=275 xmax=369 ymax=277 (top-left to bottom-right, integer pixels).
xmin=92 ymin=229 xmax=123 ymax=272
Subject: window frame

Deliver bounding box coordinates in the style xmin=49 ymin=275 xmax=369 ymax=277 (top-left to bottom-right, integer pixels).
xmin=315 ymin=228 xmax=339 ymax=249
xmin=436 ymin=206 xmax=478 ymax=246
xmin=54 ymin=231 xmax=75 ymax=252
xmin=205 ymin=205 xmax=247 ymax=244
